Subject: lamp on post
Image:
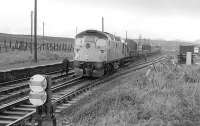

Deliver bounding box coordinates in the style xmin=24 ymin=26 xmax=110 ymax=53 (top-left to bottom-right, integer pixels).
xmin=29 ymin=74 xmax=56 ymax=126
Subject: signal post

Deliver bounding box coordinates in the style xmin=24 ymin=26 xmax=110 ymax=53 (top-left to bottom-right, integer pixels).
xmin=29 ymin=75 xmax=56 ymax=126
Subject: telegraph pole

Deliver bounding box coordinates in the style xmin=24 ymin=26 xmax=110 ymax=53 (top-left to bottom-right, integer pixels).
xmin=138 ymin=34 xmax=142 ymax=51
xmin=31 ymin=11 xmax=33 ymax=54
xmin=102 ymin=16 xmax=104 ymax=32
xmin=126 ymin=31 xmax=127 ymax=40
xmin=43 ymin=22 xmax=44 ymax=44
xmin=76 ymin=26 xmax=78 ymax=36
xmin=34 ymin=0 xmax=38 ymax=62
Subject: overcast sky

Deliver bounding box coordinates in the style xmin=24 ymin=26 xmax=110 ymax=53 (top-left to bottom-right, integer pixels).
xmin=1 ymin=0 xmax=200 ymax=41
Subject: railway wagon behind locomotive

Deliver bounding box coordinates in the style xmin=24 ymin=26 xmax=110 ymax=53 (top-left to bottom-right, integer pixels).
xmin=125 ymin=39 xmax=137 ymax=57
xmin=142 ymin=43 xmax=151 ymax=54
xmin=73 ymin=29 xmax=129 ymax=77
xmin=150 ymin=45 xmax=161 ymax=54
xmin=140 ymin=43 xmax=161 ymax=56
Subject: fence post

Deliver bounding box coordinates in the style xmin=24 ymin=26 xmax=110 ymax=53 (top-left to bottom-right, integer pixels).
xmin=28 ymin=41 xmax=32 ymax=54
xmin=42 ymin=43 xmax=44 ymax=51
xmin=58 ymin=44 xmax=61 ymax=51
xmin=39 ymin=44 xmax=42 ymax=51
xmin=65 ymin=43 xmax=68 ymax=52
xmin=4 ymin=40 xmax=7 ymax=52
xmin=62 ymin=43 xmax=64 ymax=51
xmin=55 ymin=43 xmax=58 ymax=51
xmin=25 ymin=41 xmax=28 ymax=51
xmin=15 ymin=40 xmax=17 ymax=49
xmin=53 ymin=43 xmax=56 ymax=51
xmin=10 ymin=40 xmax=12 ymax=49
xmin=64 ymin=44 xmax=66 ymax=52
xmin=65 ymin=44 xmax=68 ymax=52
xmin=19 ymin=41 xmax=22 ymax=50
xmin=50 ymin=43 xmax=52 ymax=51
xmin=47 ymin=43 xmax=49 ymax=51
xmin=45 ymin=43 xmax=47 ymax=51
xmin=70 ymin=44 xmax=72 ymax=52
xmin=24 ymin=41 xmax=27 ymax=51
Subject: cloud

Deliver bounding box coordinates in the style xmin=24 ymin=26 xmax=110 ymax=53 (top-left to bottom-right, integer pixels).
xmin=0 ymin=0 xmax=200 ymax=40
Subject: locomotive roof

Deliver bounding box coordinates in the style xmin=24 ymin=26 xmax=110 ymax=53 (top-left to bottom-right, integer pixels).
xmin=76 ymin=30 xmax=108 ymax=39
xmin=76 ymin=29 xmax=122 ymax=41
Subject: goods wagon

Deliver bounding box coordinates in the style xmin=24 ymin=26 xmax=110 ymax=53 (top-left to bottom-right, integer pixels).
xmin=142 ymin=44 xmax=151 ymax=53
xmin=125 ymin=39 xmax=137 ymax=57
xmin=149 ymin=46 xmax=161 ymax=54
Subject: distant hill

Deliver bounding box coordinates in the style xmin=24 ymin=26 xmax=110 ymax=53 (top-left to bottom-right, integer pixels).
xmin=0 ymin=33 xmax=74 ymax=43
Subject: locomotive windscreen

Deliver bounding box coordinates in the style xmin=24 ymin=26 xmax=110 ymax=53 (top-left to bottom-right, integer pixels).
xmin=85 ymin=36 xmax=95 ymax=43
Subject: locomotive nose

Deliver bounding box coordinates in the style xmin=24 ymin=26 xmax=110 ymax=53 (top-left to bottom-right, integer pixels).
xmin=86 ymin=43 xmax=90 ymax=49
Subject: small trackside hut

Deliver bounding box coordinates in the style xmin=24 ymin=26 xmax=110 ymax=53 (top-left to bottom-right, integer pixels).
xmin=178 ymin=45 xmax=197 ymax=64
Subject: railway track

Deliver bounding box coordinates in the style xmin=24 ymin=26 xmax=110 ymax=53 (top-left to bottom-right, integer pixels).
xmin=0 ymin=69 xmax=74 ymax=87
xmin=0 ymin=60 xmax=74 ymax=83
xmin=0 ymin=76 xmax=85 ymax=126
xmin=0 ymin=70 xmax=75 ymax=106
xmin=0 ymin=55 xmax=168 ymax=126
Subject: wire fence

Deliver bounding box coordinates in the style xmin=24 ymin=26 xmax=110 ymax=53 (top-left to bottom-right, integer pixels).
xmin=0 ymin=40 xmax=74 ymax=53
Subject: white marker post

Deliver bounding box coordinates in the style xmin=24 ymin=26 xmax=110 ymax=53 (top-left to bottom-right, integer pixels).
xmin=186 ymin=52 xmax=192 ymax=65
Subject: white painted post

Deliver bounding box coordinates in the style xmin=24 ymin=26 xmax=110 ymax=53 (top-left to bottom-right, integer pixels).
xmin=186 ymin=52 xmax=192 ymax=65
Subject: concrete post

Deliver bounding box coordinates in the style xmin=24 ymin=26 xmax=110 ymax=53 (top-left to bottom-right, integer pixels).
xmin=186 ymin=52 xmax=192 ymax=65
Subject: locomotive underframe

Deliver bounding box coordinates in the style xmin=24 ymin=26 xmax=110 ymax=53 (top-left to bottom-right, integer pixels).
xmin=73 ymin=58 xmax=127 ymax=77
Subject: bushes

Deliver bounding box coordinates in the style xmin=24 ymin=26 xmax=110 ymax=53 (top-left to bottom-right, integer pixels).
xmin=70 ymin=59 xmax=200 ymax=126
xmin=143 ymin=62 xmax=200 ymax=125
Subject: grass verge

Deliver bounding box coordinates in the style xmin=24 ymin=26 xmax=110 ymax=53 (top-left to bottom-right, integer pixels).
xmin=60 ymin=58 xmax=200 ymax=126
xmin=0 ymin=50 xmax=73 ymax=70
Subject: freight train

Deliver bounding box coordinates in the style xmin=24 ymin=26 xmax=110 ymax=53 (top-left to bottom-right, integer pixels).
xmin=73 ymin=29 xmax=160 ymax=77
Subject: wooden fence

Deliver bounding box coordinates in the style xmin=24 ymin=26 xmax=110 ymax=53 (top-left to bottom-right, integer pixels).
xmin=0 ymin=40 xmax=74 ymax=53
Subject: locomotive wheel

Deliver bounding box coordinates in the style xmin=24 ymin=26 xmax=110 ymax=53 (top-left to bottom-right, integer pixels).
xmin=103 ymin=64 xmax=107 ymax=75
xmin=104 ymin=63 xmax=115 ymax=75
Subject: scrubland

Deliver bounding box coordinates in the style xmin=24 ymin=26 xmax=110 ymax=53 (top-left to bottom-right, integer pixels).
xmin=67 ymin=59 xmax=200 ymax=126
